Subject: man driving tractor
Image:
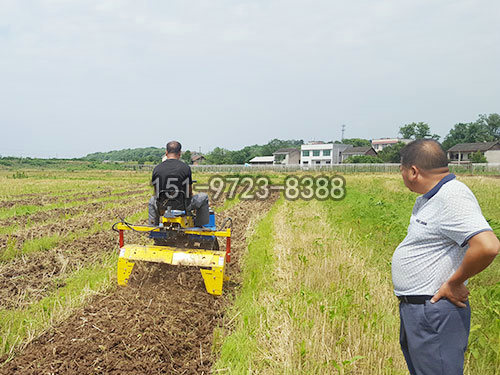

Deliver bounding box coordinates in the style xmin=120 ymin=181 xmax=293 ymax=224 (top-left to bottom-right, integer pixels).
xmin=148 ymin=141 xmax=209 ymax=227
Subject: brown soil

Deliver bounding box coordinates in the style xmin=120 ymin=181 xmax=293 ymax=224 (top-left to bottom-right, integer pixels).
xmin=0 ymin=195 xmax=278 ymax=374
xmin=0 ymin=203 xmax=146 ymax=309
xmin=0 ymin=198 xmax=148 ymax=259
xmin=0 ymin=189 xmax=114 ymax=209
xmin=0 ymin=192 xmax=229 ymax=310
xmin=0 ymin=188 xmax=150 ymax=210
xmin=0 ymin=190 xmax=150 ymax=228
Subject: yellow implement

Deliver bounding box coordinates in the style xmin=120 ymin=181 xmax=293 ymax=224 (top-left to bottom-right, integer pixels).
xmin=117 ymin=244 xmax=227 ymax=295
xmin=113 ymin=216 xmax=232 ymax=296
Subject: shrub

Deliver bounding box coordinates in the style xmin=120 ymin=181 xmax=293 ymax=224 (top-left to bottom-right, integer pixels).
xmin=343 ymin=155 xmax=383 ymax=163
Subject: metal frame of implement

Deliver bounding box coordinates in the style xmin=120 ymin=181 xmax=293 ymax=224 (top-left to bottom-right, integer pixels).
xmin=115 ymin=222 xmax=231 ymax=295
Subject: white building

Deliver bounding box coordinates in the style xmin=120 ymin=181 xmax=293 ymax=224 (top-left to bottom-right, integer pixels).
xmin=447 ymin=141 xmax=500 ymax=163
xmin=371 ymin=138 xmax=412 ymax=152
xmin=272 ymin=148 xmax=301 ymax=165
xmin=300 ymin=142 xmax=352 ymax=165
xmin=249 ymin=156 xmax=274 ymax=165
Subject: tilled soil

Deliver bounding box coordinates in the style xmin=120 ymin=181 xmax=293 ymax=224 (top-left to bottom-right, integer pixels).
xmin=0 ymin=196 xmax=277 ymax=374
xmin=0 ymin=198 xmax=149 ymax=259
xmin=0 ymin=189 xmax=115 ymax=209
xmin=0 ymin=191 xmax=229 ymax=310
xmin=0 ymin=190 xmax=149 ymax=228
xmin=0 ymin=203 xmax=146 ymax=309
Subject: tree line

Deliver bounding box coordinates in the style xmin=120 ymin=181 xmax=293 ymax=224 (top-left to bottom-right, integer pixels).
xmin=346 ymin=113 xmax=499 ymax=163
xmin=81 ymin=113 xmax=499 ymax=165
xmin=83 ymin=139 xmax=304 ymax=165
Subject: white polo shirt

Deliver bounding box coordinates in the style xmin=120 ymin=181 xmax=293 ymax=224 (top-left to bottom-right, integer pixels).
xmin=392 ymin=174 xmax=493 ymax=296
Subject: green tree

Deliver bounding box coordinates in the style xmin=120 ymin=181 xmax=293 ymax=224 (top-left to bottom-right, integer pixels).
xmin=337 ymin=138 xmax=371 ymax=147
xmin=378 ymin=142 xmax=407 ymax=163
xmin=205 ymin=147 xmax=229 ymax=164
xmin=441 ymin=114 xmax=500 ymax=150
xmin=343 ymin=155 xmax=383 ymax=163
xmin=478 ymin=113 xmax=500 ymax=139
xmin=204 ymin=139 xmax=303 ymax=164
xmin=181 ymin=150 xmax=192 ymax=164
xmin=470 ymin=151 xmax=487 ymax=163
xmin=399 ymin=122 xmax=440 ymax=140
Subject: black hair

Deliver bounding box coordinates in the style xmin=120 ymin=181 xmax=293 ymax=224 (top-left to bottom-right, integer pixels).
xmin=166 ymin=141 xmax=182 ymax=154
xmin=400 ymin=139 xmax=448 ymax=170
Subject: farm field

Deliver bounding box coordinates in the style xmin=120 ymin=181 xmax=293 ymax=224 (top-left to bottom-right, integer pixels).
xmin=0 ymin=170 xmax=498 ymax=374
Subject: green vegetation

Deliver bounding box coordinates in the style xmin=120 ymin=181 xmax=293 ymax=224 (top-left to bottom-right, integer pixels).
xmin=0 ymin=157 xmax=149 ymax=171
xmin=323 ymin=175 xmax=499 ymax=375
xmin=343 ymin=155 xmax=383 ymax=163
xmin=0 ymin=253 xmax=117 ymax=358
xmin=442 ymin=113 xmax=500 ymax=150
xmin=377 ymin=142 xmax=407 ymax=163
xmin=205 ymin=139 xmax=303 ymax=165
xmin=399 ymin=122 xmax=440 ymax=140
xmin=215 ymin=198 xmax=281 ymax=372
xmin=84 ymin=146 xmax=165 ymax=163
xmin=336 ymin=138 xmax=371 ymax=147
xmin=0 ymin=189 xmax=149 ymax=221
xmin=470 ymin=151 xmax=488 ymax=163
xmin=216 ymin=196 xmax=407 ymax=374
xmin=216 ymin=174 xmax=499 ymax=374
xmin=0 ymin=169 xmax=497 ymax=373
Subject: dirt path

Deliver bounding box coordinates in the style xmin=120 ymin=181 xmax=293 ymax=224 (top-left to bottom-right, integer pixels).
xmin=0 ymin=196 xmax=277 ymax=374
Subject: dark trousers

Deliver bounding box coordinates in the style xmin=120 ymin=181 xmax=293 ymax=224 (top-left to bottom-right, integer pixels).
xmin=399 ymin=299 xmax=470 ymax=375
xmin=148 ymin=193 xmax=209 ymax=227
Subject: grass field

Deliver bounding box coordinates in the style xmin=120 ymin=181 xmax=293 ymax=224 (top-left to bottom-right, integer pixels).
xmin=0 ymin=169 xmax=498 ymax=374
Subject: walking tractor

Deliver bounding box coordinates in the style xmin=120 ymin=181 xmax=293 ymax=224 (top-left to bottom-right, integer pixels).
xmin=112 ymin=206 xmax=232 ymax=296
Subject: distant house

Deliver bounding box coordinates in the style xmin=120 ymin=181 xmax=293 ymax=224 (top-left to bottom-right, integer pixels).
xmin=371 ymin=138 xmax=412 ymax=152
xmin=300 ymin=142 xmax=351 ymax=165
xmin=249 ymin=156 xmax=274 ymax=165
xmin=272 ymin=148 xmax=300 ymax=165
xmin=191 ymin=154 xmax=205 ymax=165
xmin=447 ymin=141 xmax=500 ymax=163
xmin=341 ymin=146 xmax=378 ymax=162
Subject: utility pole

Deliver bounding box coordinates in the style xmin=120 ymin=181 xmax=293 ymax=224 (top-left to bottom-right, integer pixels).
xmin=341 ymin=124 xmax=346 ymax=141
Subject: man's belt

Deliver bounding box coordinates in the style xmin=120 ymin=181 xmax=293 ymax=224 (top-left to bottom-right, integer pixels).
xmin=397 ymin=295 xmax=433 ymax=304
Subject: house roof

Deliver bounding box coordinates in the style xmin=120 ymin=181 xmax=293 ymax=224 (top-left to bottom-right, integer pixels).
xmin=343 ymin=146 xmax=373 ymax=155
xmin=447 ymin=141 xmax=500 ymax=152
xmin=249 ymin=156 xmax=274 ymax=163
xmin=272 ymin=148 xmax=300 ymax=155
xmin=191 ymin=154 xmax=205 ymax=161
xmin=371 ymin=138 xmax=411 ymax=144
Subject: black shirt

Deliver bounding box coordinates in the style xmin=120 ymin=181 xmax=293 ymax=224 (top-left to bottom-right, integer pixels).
xmin=152 ymin=159 xmax=192 ymax=209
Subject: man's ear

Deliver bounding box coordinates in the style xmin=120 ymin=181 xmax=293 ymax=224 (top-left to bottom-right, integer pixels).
xmin=409 ymin=165 xmax=419 ymax=180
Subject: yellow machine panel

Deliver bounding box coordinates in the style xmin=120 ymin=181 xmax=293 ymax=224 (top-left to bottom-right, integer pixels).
xmin=117 ymin=244 xmax=227 ymax=295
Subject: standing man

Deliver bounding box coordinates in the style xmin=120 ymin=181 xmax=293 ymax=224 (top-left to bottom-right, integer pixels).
xmin=148 ymin=141 xmax=209 ymax=227
xmin=392 ymin=139 xmax=499 ymax=375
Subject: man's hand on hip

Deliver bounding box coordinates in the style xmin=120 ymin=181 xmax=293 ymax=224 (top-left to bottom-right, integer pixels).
xmin=431 ymin=280 xmax=469 ymax=308
xmin=432 ymin=231 xmax=499 ymax=308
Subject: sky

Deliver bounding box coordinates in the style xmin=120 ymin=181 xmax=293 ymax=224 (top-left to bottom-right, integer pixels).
xmin=0 ymin=0 xmax=499 ymax=158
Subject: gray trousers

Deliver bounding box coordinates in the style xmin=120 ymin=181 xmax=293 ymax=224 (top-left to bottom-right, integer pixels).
xmin=148 ymin=193 xmax=209 ymax=227
xmin=399 ymin=299 xmax=470 ymax=375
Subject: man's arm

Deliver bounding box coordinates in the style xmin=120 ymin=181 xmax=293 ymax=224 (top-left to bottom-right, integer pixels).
xmin=431 ymin=231 xmax=499 ymax=307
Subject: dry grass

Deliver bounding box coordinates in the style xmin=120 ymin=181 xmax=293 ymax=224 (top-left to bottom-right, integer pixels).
xmin=257 ymin=199 xmax=406 ymax=374
xmin=216 ymin=198 xmax=407 ymax=374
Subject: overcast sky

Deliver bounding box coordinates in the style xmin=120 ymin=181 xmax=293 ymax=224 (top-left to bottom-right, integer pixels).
xmin=0 ymin=0 xmax=499 ymax=158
